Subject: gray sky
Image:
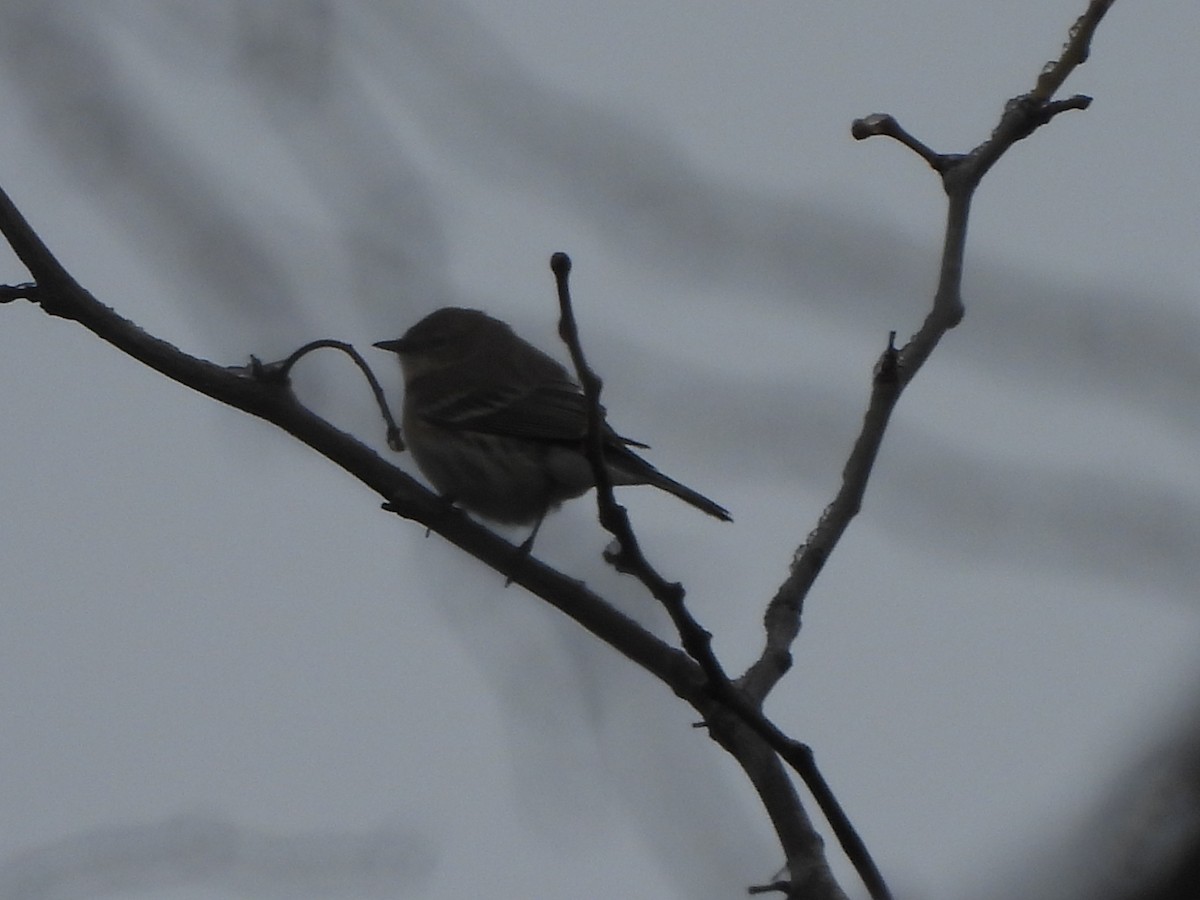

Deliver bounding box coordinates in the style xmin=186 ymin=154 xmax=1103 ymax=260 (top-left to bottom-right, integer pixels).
xmin=1 ymin=2 xmax=1198 ymax=899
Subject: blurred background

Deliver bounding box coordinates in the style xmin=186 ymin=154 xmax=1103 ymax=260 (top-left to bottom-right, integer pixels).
xmin=0 ymin=2 xmax=1197 ymax=898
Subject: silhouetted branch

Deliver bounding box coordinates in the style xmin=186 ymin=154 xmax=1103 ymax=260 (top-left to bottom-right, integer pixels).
xmin=0 ymin=3 xmax=1127 ymax=899
xmin=0 ymin=173 xmax=852 ymax=900
xmin=551 ymin=252 xmax=887 ymax=900
xmin=251 ymin=338 xmax=403 ymax=452
xmin=550 ymin=251 xmax=726 ymax=680
xmin=0 ymin=177 xmax=710 ymax=715
xmin=742 ymin=0 xmax=1119 ymax=707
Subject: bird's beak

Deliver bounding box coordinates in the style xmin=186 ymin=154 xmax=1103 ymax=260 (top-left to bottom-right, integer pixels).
xmin=372 ymin=338 xmax=409 ymax=353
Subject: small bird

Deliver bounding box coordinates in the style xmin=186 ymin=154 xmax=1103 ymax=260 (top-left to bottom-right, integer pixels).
xmin=373 ymin=307 xmax=730 ymax=546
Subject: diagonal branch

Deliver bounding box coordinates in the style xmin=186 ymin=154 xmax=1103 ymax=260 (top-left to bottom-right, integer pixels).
xmin=551 ymin=253 xmax=889 ymax=900
xmin=741 ymin=0 xmax=1119 ymax=704
xmin=0 ymin=179 xmax=855 ymax=898
xmin=0 ymin=179 xmax=707 ymax=711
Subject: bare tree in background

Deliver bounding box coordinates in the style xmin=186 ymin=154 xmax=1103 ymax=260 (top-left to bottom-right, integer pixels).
xmin=3 ymin=1 xmax=1196 ymax=898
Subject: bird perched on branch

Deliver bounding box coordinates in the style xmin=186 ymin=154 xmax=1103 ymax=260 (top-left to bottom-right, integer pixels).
xmin=373 ymin=307 xmax=730 ymax=547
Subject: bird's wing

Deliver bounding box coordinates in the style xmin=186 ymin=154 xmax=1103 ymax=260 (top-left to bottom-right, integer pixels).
xmin=423 ymin=378 xmax=650 ymax=448
xmin=423 ymin=378 xmax=589 ymax=441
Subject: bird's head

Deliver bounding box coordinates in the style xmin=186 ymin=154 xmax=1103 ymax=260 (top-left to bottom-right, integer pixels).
xmin=373 ymin=307 xmax=511 ymax=380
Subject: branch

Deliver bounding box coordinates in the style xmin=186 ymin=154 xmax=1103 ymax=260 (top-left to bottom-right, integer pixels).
xmin=1032 ymin=0 xmax=1117 ymax=102
xmin=0 ymin=180 xmax=711 ymax=714
xmin=741 ymin=333 xmax=900 ymax=700
xmin=550 ymin=251 xmax=727 ymax=680
xmin=551 ymin=254 xmax=888 ymax=900
xmin=742 ymin=0 xmax=1119 ymax=705
xmin=0 ymin=180 xmax=856 ymax=900
xmin=252 ymin=338 xmax=403 ymax=452
xmin=0 ymin=6 xmax=1122 ymax=898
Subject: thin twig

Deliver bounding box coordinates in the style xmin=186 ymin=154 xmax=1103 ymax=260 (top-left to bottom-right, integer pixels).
xmin=550 ymin=252 xmax=728 ymax=678
xmin=551 ymin=253 xmax=888 ymax=900
xmin=0 ymin=281 xmax=37 ymax=303
xmin=850 ymin=114 xmax=952 ymax=172
xmin=747 ymin=882 xmax=791 ymax=896
xmin=1032 ymin=0 xmax=1117 ymax=101
xmin=249 ymin=338 xmax=403 ymax=452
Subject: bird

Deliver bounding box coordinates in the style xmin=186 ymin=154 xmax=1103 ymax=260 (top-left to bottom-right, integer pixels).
xmin=373 ymin=307 xmax=730 ymax=548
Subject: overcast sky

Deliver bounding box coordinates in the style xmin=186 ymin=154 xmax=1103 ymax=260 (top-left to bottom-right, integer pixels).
xmin=1 ymin=2 xmax=1198 ymax=899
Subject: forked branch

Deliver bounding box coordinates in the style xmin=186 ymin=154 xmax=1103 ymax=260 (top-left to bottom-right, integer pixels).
xmin=741 ymin=0 xmax=1118 ymax=706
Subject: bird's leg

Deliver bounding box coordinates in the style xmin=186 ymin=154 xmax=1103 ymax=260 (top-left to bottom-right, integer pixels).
xmin=504 ymin=513 xmax=546 ymax=587
xmin=516 ymin=512 xmax=545 ymax=556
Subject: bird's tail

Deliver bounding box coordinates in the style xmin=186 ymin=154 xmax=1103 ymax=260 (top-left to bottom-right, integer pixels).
xmin=608 ymin=447 xmax=732 ymax=522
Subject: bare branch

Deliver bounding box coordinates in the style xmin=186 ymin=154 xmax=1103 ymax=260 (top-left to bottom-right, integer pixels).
xmin=0 ymin=4 xmax=1125 ymax=898
xmin=850 ymin=114 xmax=957 ymax=172
xmin=550 ymin=252 xmax=727 ymax=678
xmin=741 ymin=333 xmax=901 ymax=700
xmin=250 ymin=338 xmax=403 ymax=452
xmin=0 ymin=178 xmax=715 ymax=714
xmin=748 ymin=881 xmax=792 ymax=896
xmin=1032 ymin=0 xmax=1118 ymax=102
xmin=744 ymin=0 xmax=1119 ymax=705
xmin=551 ymin=253 xmax=886 ymax=900
xmin=0 ymin=281 xmax=37 ymax=303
